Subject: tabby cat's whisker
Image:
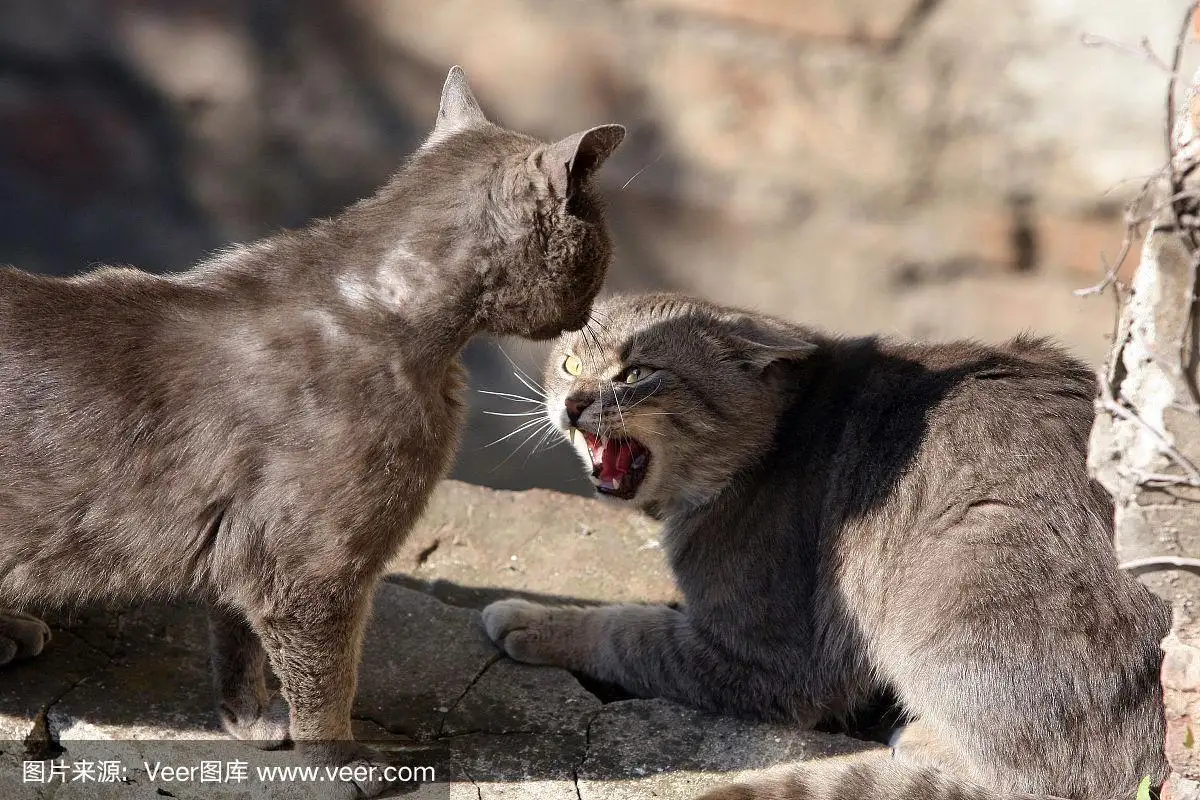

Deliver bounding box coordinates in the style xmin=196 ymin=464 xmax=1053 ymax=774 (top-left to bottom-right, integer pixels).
xmin=626 ymin=387 xmax=660 ymax=410
xmin=510 ymin=370 xmax=547 ymax=399
xmin=527 ymin=424 xmax=561 ymax=460
xmin=480 ymin=417 xmax=546 ymax=449
xmin=497 ymin=345 xmax=548 ymax=398
xmin=482 ymin=409 xmax=548 ymax=417
xmin=491 ymin=420 xmax=555 ymax=471
xmin=609 ymin=380 xmax=633 ymax=459
xmin=477 ymin=389 xmax=543 ymax=404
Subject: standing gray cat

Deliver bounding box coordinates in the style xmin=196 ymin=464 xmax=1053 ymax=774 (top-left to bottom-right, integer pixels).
xmin=0 ymin=67 xmax=623 ymax=797
xmin=482 ymin=293 xmax=1169 ymax=800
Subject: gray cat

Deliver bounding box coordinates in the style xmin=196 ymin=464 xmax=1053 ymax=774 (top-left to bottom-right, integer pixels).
xmin=0 ymin=67 xmax=622 ymax=797
xmin=482 ymin=293 xmax=1169 ymax=800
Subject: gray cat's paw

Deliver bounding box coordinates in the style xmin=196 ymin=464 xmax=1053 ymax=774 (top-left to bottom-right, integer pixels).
xmin=481 ymin=599 xmax=572 ymax=667
xmin=0 ymin=611 xmax=51 ymax=665
xmin=219 ymin=693 xmax=291 ymax=750
xmin=300 ymin=743 xmax=416 ymax=799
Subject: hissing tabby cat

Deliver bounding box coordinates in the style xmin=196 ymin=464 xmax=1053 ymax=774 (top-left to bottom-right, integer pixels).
xmin=0 ymin=68 xmax=622 ymax=797
xmin=483 ymin=293 xmax=1169 ymax=800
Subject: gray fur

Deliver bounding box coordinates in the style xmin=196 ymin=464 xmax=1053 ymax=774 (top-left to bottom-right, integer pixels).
xmin=0 ymin=66 xmax=622 ymax=797
xmin=483 ymin=293 xmax=1169 ymax=800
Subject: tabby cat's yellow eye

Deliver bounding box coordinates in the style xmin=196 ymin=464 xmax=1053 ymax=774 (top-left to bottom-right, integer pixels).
xmin=623 ymin=367 xmax=645 ymax=384
xmin=563 ymin=354 xmax=582 ymax=376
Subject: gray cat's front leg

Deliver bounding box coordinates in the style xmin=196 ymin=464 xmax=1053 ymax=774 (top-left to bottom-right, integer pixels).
xmin=253 ymin=586 xmax=400 ymax=799
xmin=0 ymin=609 xmax=51 ymax=665
xmin=209 ymin=606 xmax=290 ymax=749
xmin=482 ymin=600 xmax=783 ymax=718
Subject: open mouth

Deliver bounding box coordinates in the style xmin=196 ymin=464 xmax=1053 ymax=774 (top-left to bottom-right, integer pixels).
xmin=578 ymin=431 xmax=650 ymax=500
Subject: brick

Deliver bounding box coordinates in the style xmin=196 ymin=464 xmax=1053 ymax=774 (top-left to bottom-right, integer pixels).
xmin=642 ymin=0 xmax=918 ymax=43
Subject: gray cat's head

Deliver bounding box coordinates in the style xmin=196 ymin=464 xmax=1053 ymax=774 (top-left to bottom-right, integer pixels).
xmin=543 ymin=294 xmax=816 ymax=517
xmin=398 ymin=67 xmax=624 ymax=340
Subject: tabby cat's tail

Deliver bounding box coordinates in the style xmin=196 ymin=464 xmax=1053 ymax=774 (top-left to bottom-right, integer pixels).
xmin=695 ymin=751 xmax=1059 ymax=800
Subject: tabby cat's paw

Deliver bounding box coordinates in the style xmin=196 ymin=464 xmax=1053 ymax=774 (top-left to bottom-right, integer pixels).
xmin=219 ymin=693 xmax=291 ymax=750
xmin=0 ymin=611 xmax=51 ymax=665
xmin=481 ymin=599 xmax=574 ymax=667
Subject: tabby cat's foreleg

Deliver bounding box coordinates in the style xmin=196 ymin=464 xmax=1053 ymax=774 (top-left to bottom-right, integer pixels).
xmin=482 ymin=599 xmax=816 ymax=722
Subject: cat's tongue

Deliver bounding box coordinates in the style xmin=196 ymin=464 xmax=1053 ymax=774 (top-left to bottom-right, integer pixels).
xmin=599 ymin=438 xmax=634 ymax=482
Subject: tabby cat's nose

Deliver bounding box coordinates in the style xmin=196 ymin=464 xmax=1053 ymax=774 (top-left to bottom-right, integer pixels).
xmin=565 ymin=395 xmax=593 ymax=425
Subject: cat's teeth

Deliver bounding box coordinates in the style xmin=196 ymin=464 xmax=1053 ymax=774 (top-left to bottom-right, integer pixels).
xmin=610 ymin=477 xmax=621 ymax=490
xmin=568 ymin=428 xmax=576 ymax=445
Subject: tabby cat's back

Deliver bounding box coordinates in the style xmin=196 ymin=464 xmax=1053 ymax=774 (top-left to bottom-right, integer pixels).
xmin=483 ymin=292 xmax=1167 ymax=800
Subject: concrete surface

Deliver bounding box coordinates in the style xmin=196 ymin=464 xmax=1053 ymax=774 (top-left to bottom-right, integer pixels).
xmin=0 ymin=481 xmax=878 ymax=799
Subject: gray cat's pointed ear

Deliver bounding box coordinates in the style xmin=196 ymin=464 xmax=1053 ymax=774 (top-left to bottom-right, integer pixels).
xmin=545 ymin=124 xmax=626 ymax=197
xmin=722 ymin=314 xmax=817 ymax=371
xmin=427 ymin=66 xmax=489 ymax=146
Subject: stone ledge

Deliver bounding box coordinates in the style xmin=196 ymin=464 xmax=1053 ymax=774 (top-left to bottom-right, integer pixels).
xmin=0 ymin=482 xmax=877 ymax=799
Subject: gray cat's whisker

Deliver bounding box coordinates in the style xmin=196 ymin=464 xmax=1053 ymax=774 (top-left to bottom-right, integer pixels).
xmin=619 ymin=151 xmax=664 ymax=190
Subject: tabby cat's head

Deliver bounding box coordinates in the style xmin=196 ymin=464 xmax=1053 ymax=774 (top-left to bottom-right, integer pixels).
xmin=544 ymin=294 xmax=816 ymax=517
xmin=407 ymin=68 xmax=624 ymax=340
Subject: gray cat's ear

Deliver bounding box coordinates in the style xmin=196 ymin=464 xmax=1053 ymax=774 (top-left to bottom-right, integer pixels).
xmin=545 ymin=124 xmax=626 ymax=197
xmin=722 ymin=314 xmax=817 ymax=371
xmin=426 ymin=66 xmax=489 ymax=146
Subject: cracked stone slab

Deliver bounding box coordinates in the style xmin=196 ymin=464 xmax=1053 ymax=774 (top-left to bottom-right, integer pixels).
xmin=49 ymin=605 xmax=221 ymax=742
xmin=577 ymin=699 xmax=882 ymax=800
xmin=354 ymin=582 xmax=503 ymax=740
xmin=442 ymin=660 xmax=600 ymax=737
xmin=0 ymin=627 xmax=109 ymax=740
xmin=447 ymin=732 xmax=586 ymax=800
xmin=0 ymin=575 xmax=883 ymax=800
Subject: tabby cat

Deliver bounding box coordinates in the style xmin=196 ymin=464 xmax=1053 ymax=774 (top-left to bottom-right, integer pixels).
xmin=0 ymin=67 xmax=623 ymax=797
xmin=483 ymin=293 xmax=1169 ymax=800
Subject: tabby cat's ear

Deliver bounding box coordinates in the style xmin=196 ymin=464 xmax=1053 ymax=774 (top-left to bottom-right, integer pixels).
xmin=721 ymin=314 xmax=817 ymax=371
xmin=427 ymin=66 xmax=489 ymax=146
xmin=545 ymin=124 xmax=626 ymax=198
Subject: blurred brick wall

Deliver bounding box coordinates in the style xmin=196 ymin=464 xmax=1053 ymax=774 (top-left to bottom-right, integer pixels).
xmin=0 ymin=0 xmax=1190 ymax=491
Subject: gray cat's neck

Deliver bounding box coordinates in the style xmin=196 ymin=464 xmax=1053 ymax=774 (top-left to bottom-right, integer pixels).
xmin=190 ymin=195 xmax=485 ymax=375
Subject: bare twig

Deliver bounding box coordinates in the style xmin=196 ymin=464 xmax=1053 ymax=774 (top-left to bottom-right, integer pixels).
xmin=1074 ymin=171 xmax=1161 ymax=296
xmin=1120 ymin=555 xmax=1200 ymax=573
xmin=1096 ymin=372 xmax=1200 ymax=484
xmin=1080 ymin=33 xmax=1174 ymax=75
xmin=1167 ymin=3 xmax=1199 ymax=236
